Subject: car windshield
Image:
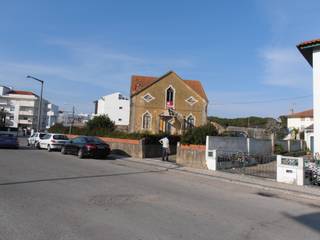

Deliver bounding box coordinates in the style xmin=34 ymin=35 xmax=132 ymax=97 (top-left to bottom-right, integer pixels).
xmin=53 ymin=135 xmax=69 ymax=140
xmin=85 ymin=137 xmax=104 ymax=144
xmin=39 ymin=133 xmax=47 ymax=139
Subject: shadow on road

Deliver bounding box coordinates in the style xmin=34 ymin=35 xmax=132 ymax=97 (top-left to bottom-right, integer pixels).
xmin=0 ymin=169 xmax=169 ymax=186
xmin=283 ymin=212 xmax=320 ymax=233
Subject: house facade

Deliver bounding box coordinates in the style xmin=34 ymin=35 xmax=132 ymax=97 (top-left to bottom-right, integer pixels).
xmin=297 ymin=38 xmax=320 ymax=153
xmin=129 ymin=71 xmax=208 ymax=134
xmin=94 ymin=92 xmax=130 ymax=126
xmin=287 ymin=109 xmax=313 ymax=133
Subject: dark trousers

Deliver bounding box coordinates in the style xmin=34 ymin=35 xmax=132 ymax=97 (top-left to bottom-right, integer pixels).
xmin=162 ymin=148 xmax=169 ymax=161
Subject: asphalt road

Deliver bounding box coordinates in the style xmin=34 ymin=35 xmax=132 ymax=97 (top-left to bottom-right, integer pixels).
xmin=0 ymin=143 xmax=319 ymax=240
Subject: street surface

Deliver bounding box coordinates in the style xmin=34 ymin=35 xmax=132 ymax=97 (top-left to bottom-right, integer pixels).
xmin=0 ymin=142 xmax=319 ymax=240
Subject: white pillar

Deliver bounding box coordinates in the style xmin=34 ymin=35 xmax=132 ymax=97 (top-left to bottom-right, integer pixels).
xmin=312 ymin=49 xmax=320 ymax=154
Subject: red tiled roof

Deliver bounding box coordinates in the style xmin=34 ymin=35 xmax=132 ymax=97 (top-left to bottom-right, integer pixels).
xmin=296 ymin=38 xmax=320 ymax=66
xmin=297 ymin=39 xmax=320 ymax=48
xmin=288 ymin=109 xmax=313 ymax=118
xmin=130 ymin=73 xmax=208 ymax=101
xmin=9 ymin=90 xmax=35 ymax=96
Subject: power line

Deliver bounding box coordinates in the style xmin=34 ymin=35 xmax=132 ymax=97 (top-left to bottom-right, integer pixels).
xmin=209 ymin=94 xmax=312 ymax=106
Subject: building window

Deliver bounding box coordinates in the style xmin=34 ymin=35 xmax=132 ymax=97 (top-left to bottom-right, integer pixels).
xmin=119 ymin=106 xmax=123 ymax=110
xmin=9 ymin=116 xmax=14 ymax=120
xmin=10 ymin=106 xmax=15 ymax=111
xmin=142 ymin=112 xmax=152 ymax=130
xmin=185 ymin=96 xmax=198 ymax=106
xmin=166 ymin=86 xmax=175 ymax=108
xmin=185 ymin=115 xmax=195 ymax=129
xmin=142 ymin=93 xmax=155 ymax=103
xmin=118 ymin=118 xmax=122 ymax=122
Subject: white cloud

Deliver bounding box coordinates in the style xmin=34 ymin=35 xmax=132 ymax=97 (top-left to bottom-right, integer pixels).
xmin=260 ymin=47 xmax=311 ymax=88
xmin=0 ymin=38 xmax=195 ymax=112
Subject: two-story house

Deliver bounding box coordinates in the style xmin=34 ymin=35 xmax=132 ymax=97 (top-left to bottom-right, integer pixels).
xmin=129 ymin=71 xmax=208 ymax=134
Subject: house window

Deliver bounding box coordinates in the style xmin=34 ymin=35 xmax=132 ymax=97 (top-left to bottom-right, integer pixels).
xmin=142 ymin=93 xmax=155 ymax=103
xmin=185 ymin=115 xmax=195 ymax=129
xmin=185 ymin=96 xmax=198 ymax=106
xmin=166 ymin=86 xmax=175 ymax=108
xmin=142 ymin=112 xmax=152 ymax=130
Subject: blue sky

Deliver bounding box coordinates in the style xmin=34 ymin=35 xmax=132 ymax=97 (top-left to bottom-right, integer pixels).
xmin=0 ymin=0 xmax=318 ymax=117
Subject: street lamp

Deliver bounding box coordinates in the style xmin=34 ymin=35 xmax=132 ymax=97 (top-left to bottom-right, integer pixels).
xmin=26 ymin=75 xmax=44 ymax=132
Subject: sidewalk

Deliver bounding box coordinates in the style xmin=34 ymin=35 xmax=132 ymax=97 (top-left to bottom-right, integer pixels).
xmin=120 ymin=156 xmax=320 ymax=201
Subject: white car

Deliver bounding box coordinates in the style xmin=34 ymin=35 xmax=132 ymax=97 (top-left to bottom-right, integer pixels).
xmin=28 ymin=132 xmax=47 ymax=148
xmin=38 ymin=133 xmax=69 ymax=151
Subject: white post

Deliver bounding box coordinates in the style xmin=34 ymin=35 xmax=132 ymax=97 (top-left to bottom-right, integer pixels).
xmin=247 ymin=138 xmax=250 ymax=155
xmin=206 ymin=136 xmax=217 ymax=171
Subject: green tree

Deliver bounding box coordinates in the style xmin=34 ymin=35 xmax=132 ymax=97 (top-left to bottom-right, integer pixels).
xmin=181 ymin=124 xmax=218 ymax=145
xmin=86 ymin=115 xmax=115 ymax=133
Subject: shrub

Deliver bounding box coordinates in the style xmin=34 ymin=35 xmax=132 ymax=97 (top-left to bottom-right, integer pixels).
xmin=86 ymin=115 xmax=115 ymax=133
xmin=181 ymin=124 xmax=218 ymax=145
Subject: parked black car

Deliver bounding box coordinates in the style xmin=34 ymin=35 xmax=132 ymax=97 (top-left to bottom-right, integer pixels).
xmin=0 ymin=133 xmax=19 ymax=149
xmin=61 ymin=136 xmax=111 ymax=159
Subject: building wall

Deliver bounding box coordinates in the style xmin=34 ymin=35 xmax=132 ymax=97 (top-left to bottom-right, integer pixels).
xmin=97 ymin=92 xmax=130 ymax=126
xmin=313 ymin=49 xmax=320 ymax=153
xmin=47 ymin=103 xmax=59 ymax=128
xmin=130 ymin=73 xmax=207 ymax=133
xmin=0 ymin=91 xmax=49 ymax=130
xmin=287 ymin=117 xmax=313 ymax=132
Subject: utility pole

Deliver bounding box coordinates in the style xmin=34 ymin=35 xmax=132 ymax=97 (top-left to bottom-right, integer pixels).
xmin=27 ymin=75 xmax=44 ymax=132
xmin=69 ymin=106 xmax=75 ymax=134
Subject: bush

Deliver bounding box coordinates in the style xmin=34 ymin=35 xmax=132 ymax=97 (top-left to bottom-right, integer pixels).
xmin=181 ymin=124 xmax=218 ymax=145
xmin=274 ymin=144 xmax=287 ymax=155
xmin=86 ymin=115 xmax=115 ymax=133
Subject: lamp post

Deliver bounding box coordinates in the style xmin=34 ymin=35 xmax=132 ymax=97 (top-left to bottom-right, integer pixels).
xmin=26 ymin=75 xmax=44 ymax=132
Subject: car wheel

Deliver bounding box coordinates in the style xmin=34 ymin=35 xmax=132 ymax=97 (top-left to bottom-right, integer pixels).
xmin=61 ymin=146 xmax=67 ymax=155
xmin=78 ymin=149 xmax=84 ymax=159
xmin=47 ymin=145 xmax=52 ymax=152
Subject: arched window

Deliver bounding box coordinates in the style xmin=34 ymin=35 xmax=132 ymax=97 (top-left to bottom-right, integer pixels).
xmin=185 ymin=115 xmax=195 ymax=129
xmin=142 ymin=112 xmax=152 ymax=130
xmin=166 ymin=86 xmax=175 ymax=108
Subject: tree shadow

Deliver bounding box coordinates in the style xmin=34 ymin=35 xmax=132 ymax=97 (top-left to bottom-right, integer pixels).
xmin=282 ymin=212 xmax=320 ymax=233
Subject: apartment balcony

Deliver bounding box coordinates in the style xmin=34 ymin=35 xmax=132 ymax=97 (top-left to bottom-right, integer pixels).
xmin=19 ymin=110 xmax=34 ymax=116
xmin=18 ymin=119 xmax=33 ymax=125
xmin=19 ymin=101 xmax=35 ymax=107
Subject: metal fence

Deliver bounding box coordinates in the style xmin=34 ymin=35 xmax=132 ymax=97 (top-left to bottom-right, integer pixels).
xmin=304 ymin=157 xmax=320 ymax=186
xmin=217 ymin=151 xmax=277 ymax=179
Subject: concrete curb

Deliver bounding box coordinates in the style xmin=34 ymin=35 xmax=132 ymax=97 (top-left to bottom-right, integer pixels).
xmin=119 ymin=156 xmax=320 ymax=201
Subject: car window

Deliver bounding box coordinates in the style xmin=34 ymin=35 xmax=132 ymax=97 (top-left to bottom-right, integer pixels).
xmin=0 ymin=133 xmax=14 ymax=138
xmin=85 ymin=137 xmax=104 ymax=144
xmin=39 ymin=133 xmax=47 ymax=139
xmin=42 ymin=134 xmax=51 ymax=139
xmin=53 ymin=135 xmax=69 ymax=140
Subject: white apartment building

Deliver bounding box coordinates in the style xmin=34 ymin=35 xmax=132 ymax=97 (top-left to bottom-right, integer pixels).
xmin=0 ymin=85 xmax=55 ymax=131
xmin=94 ymin=92 xmax=130 ymax=126
xmin=46 ymin=103 xmax=59 ymax=129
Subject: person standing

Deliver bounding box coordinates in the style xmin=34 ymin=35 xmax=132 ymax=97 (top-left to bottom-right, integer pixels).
xmin=159 ymin=136 xmax=170 ymax=161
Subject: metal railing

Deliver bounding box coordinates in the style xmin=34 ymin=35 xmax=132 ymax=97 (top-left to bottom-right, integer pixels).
xmin=216 ymin=150 xmax=276 ymax=179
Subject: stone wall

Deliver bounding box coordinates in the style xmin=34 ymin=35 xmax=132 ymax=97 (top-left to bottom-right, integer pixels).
xmin=66 ymin=134 xmax=177 ymax=159
xmin=176 ymin=144 xmax=207 ymax=169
